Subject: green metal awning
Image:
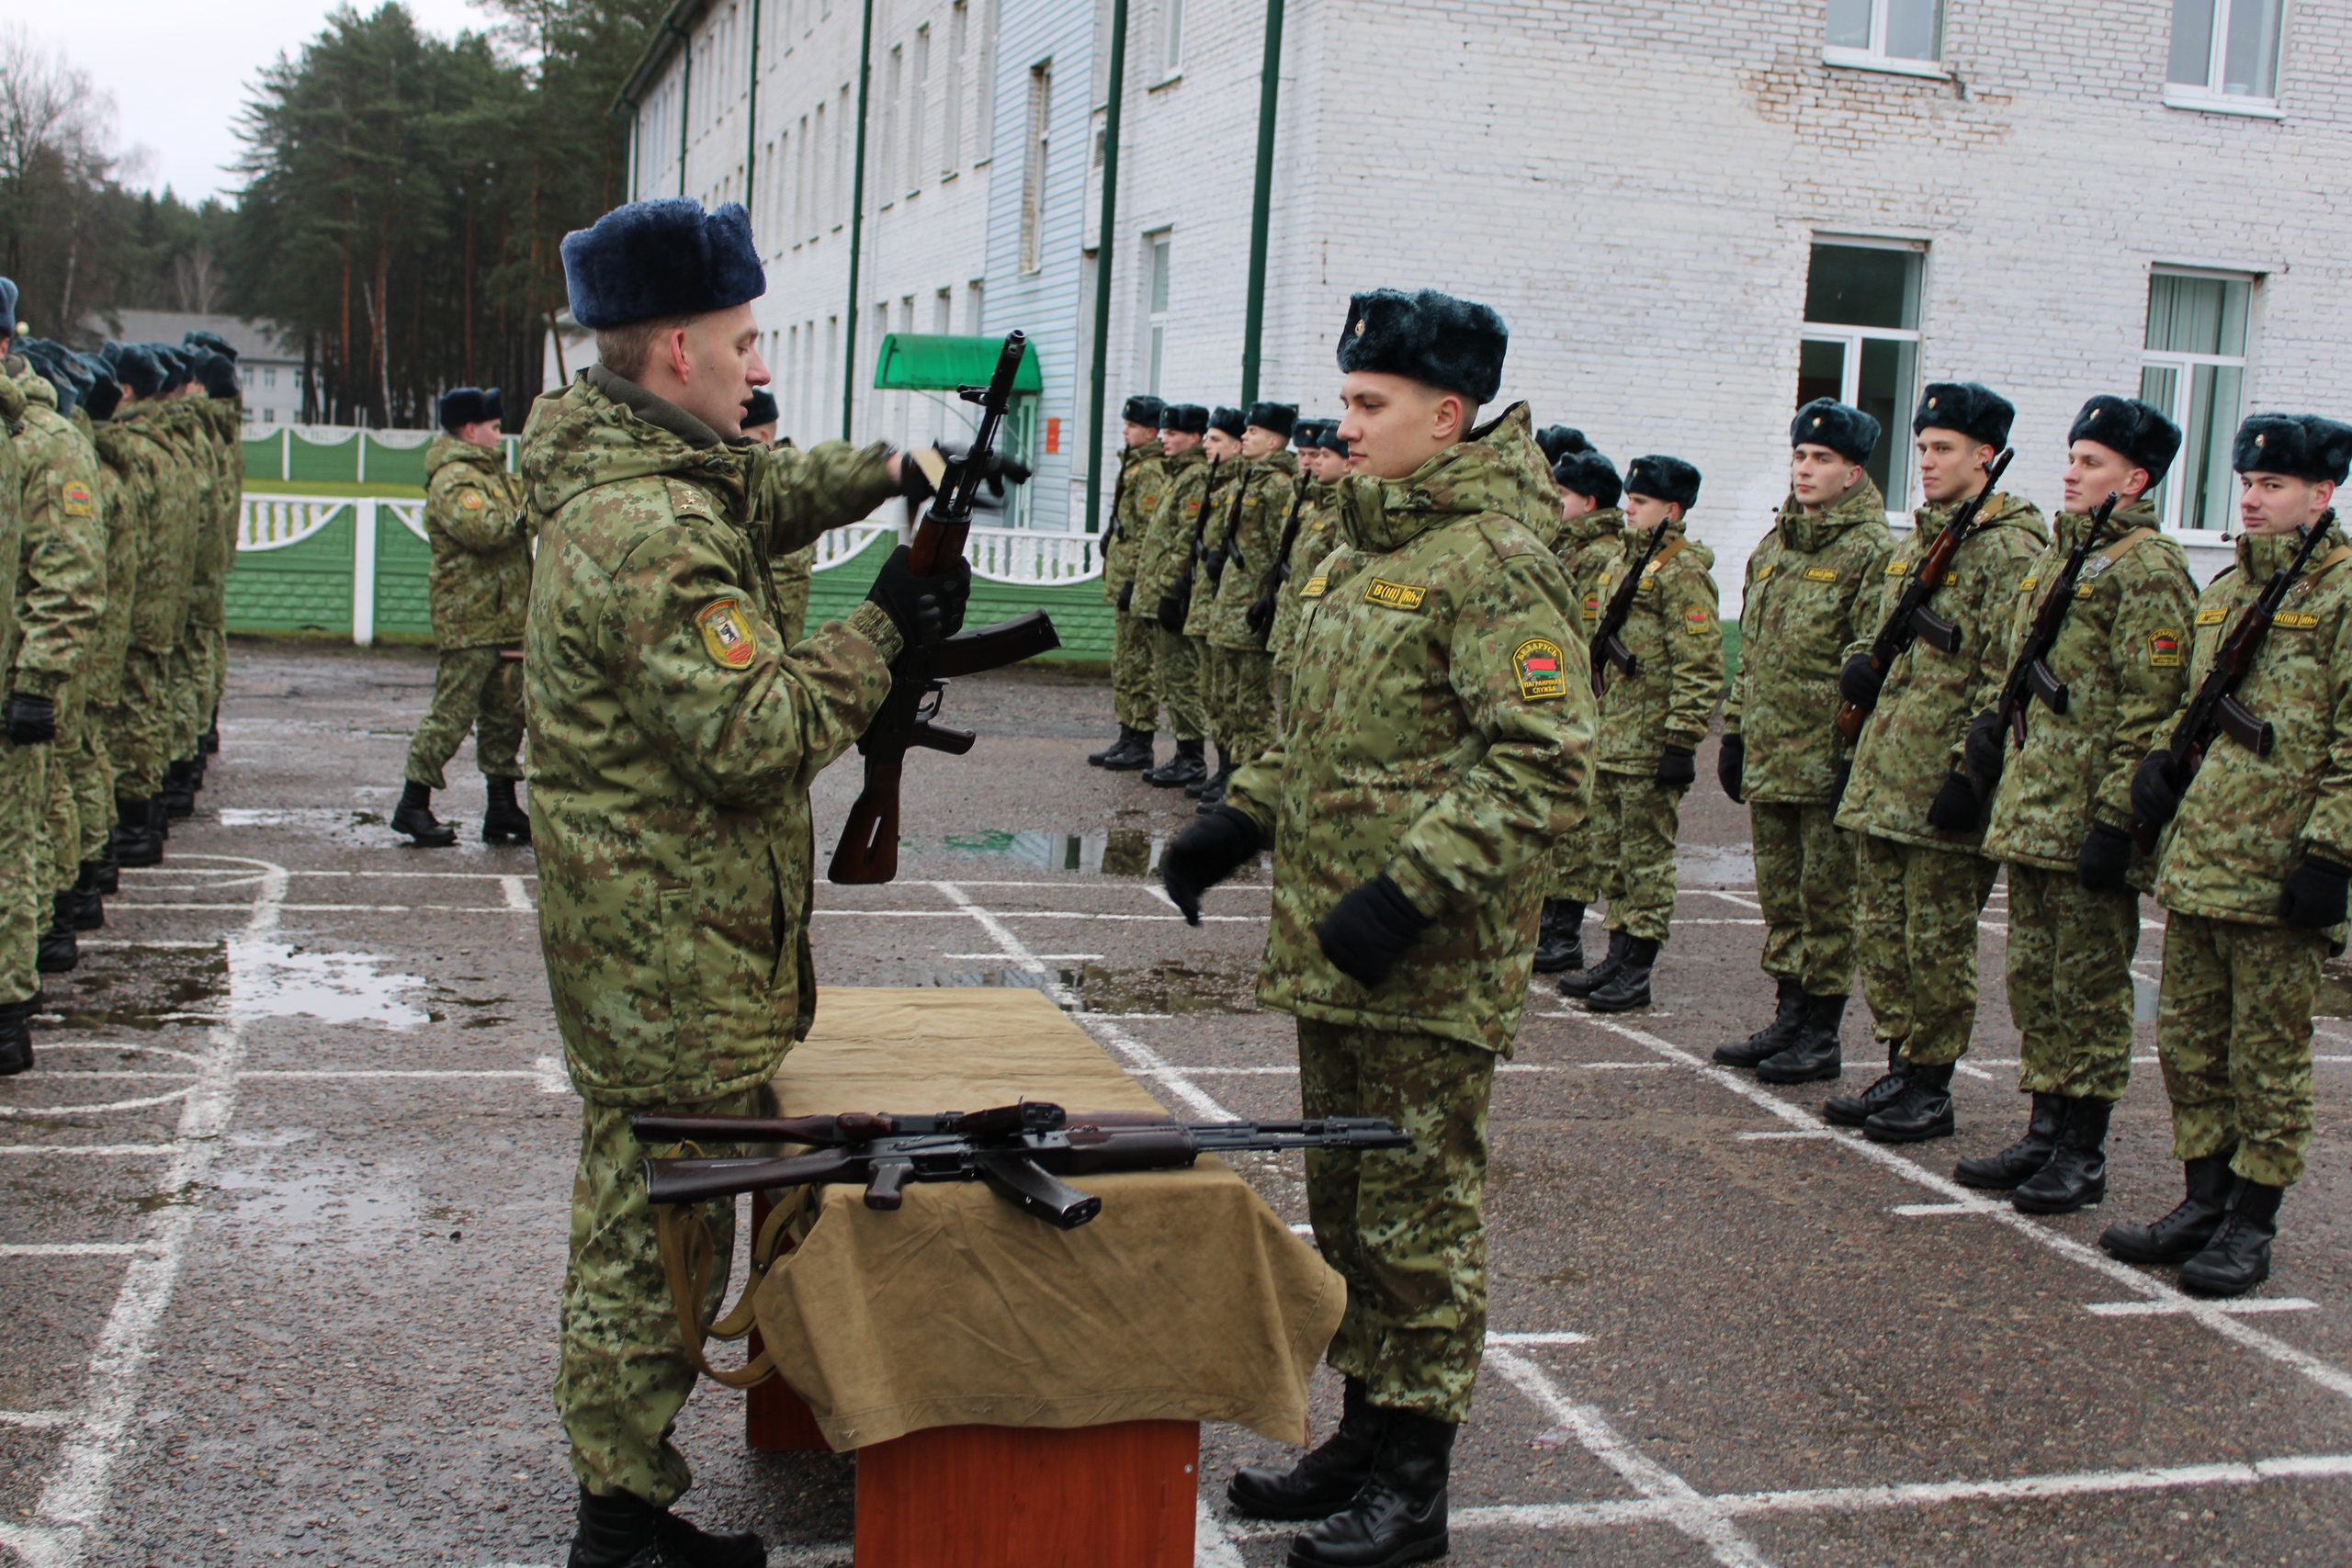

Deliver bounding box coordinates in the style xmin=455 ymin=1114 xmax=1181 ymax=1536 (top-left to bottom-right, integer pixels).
xmin=873 ymin=334 xmax=1043 ymax=394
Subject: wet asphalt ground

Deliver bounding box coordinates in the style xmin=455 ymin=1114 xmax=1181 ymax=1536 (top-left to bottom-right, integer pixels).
xmin=3 ymin=637 xmax=2348 ymax=1568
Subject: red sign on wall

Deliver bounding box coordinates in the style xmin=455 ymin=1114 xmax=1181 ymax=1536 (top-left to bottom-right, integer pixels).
xmin=1046 ymin=417 xmax=1062 ymax=455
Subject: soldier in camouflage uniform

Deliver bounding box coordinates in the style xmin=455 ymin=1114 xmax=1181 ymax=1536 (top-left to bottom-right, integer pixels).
xmin=527 ymin=198 xmax=983 ymax=1566
xmin=1965 ymin=395 xmax=2194 ymax=1211
xmin=1163 ymin=289 xmax=1589 ymax=1568
xmin=741 ymin=390 xmax=820 ymax=644
xmin=1713 ymin=404 xmax=1895 ymax=1071
xmin=1833 ymin=393 xmax=2047 ymax=1139
xmin=0 ymin=324 xmax=30 ymax=1075
xmin=1266 ymin=423 xmax=1347 ymax=684
xmin=1089 ymin=393 xmax=1167 ymax=770
xmin=71 ymin=355 xmax=139 ymax=919
xmin=157 ymin=350 xmax=232 ymax=820
xmin=1532 ymin=448 xmax=1623 ymax=975
xmin=1175 ymin=407 xmax=1249 ymax=794
xmin=1195 ymin=401 xmax=1298 ymax=806
xmin=2109 ymin=412 xmax=2352 ymax=1298
xmin=1556 ymin=455 xmax=1722 ymax=1014
xmin=189 ymin=343 xmax=243 ymax=773
xmin=390 ymin=388 xmax=533 ymax=848
xmin=101 ymin=345 xmax=194 ymax=869
xmin=1130 ymin=402 xmax=1210 ymax=784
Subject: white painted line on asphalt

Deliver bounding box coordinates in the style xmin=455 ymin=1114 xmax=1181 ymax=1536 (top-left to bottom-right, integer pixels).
xmin=1691 ymin=889 xmax=1763 ymax=910
xmin=1193 ymin=1496 xmax=1250 ymax=1568
xmin=1893 ymin=1201 xmax=2009 ymax=1216
xmin=238 ymin=1069 xmax=547 ymax=1081
xmin=0 ymin=1411 xmax=69 ymax=1429
xmin=0 ymin=1244 xmax=153 ymax=1258
xmin=942 ymin=952 xmax=1103 ymax=961
xmin=75 ymin=940 xmax=220 ymax=951
xmin=1487 ymin=1332 xmax=1591 ymax=1347
xmin=1579 ymin=1015 xmax=2352 ymax=1409
xmin=114 ymin=902 xmax=528 ymax=915
xmin=0 ymin=1088 xmax=196 ymax=1121
xmin=0 ymin=1145 xmax=177 ymax=1157
xmin=1737 ymin=1129 xmax=1834 ymax=1140
xmin=2085 ymin=1298 xmax=2317 ymax=1317
xmin=1955 ymin=1063 xmax=1996 ymax=1080
xmin=500 ymin=876 xmax=535 ymax=912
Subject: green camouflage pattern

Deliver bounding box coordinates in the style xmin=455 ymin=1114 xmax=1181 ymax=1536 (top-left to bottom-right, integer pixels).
xmin=1838 ymin=490 xmax=2046 ymax=847
xmin=1726 ymin=482 xmax=1896 ymax=802
xmin=1206 ymin=448 xmax=1296 ymax=649
xmin=2157 ymin=909 xmax=2324 ymax=1187
xmin=405 ymin=644 xmax=526 ymax=787
xmin=1129 ymin=447 xmax=1213 ymax=608
xmin=1269 ymin=480 xmax=1341 ymax=670
xmin=765 ymin=544 xmax=817 ymax=645
xmin=1751 ymin=800 xmax=1858 ymax=994
xmin=1110 ymin=612 xmax=1155 ymax=730
xmin=1225 ymin=403 xmax=1593 ymax=1053
xmin=1591 ymin=518 xmax=1722 ymax=773
xmin=7 ymin=367 xmax=106 ymax=701
xmin=519 ymin=366 xmax=903 ymax=1108
xmin=1102 ymin=438 xmax=1167 ymax=600
xmin=176 ymin=399 xmax=230 ymax=636
xmin=1983 ymin=499 xmax=2191 ymax=881
xmin=1587 ymin=770 xmax=1682 ymax=943
xmin=422 ymin=433 xmax=531 ymax=649
xmin=85 ymin=423 xmax=148 ymax=714
xmin=1181 ymin=461 xmax=1248 ymax=641
xmin=1298 ymin=1018 xmax=1494 ymax=1422
xmin=1858 ymin=834 xmax=1998 ymax=1064
xmin=1555 ymin=506 xmax=1623 ymax=615
xmin=0 ymin=375 xmax=31 ymax=1003
xmin=1151 ymin=624 xmax=1206 ymax=741
xmin=1204 ymin=643 xmax=1276 ymax=770
xmin=114 ymin=402 xmax=196 ymax=653
xmin=2006 ymin=862 xmax=2138 ymax=1102
xmin=2152 ymin=521 xmax=2352 ymax=931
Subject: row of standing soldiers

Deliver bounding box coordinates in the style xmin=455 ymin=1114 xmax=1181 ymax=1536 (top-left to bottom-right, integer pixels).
xmin=0 ymin=291 xmax=245 ymax=1076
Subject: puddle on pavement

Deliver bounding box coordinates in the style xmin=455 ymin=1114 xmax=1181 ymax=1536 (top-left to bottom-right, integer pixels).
xmin=1676 ymin=843 xmax=1755 ymax=886
xmin=214 ymin=807 xmax=390 ymax=839
xmin=925 ymin=829 xmax=1162 ymax=877
xmin=213 ymin=1157 xmax=418 ymax=1254
xmin=897 ymin=958 xmax=1255 ymax=1012
xmin=53 ymin=943 xmax=228 ymax=1031
xmin=229 ymin=939 xmax=430 ymax=1031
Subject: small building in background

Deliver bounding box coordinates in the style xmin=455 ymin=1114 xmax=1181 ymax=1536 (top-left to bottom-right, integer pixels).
xmin=87 ymin=310 xmax=308 ymax=429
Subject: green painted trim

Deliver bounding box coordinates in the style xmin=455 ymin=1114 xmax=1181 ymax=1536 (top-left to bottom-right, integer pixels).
xmin=875 ymin=333 xmax=1045 ymax=393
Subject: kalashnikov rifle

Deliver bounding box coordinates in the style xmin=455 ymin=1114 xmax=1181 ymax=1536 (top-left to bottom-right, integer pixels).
xmin=635 ymin=1101 xmax=1412 ymax=1230
xmin=1589 ymin=523 xmax=1669 ymax=696
xmin=828 ymin=333 xmax=1061 ymax=884
xmin=1208 ymin=456 xmax=1254 ymax=589
xmin=2131 ymin=507 xmax=2338 ymax=852
xmin=1247 ymin=481 xmax=1313 ymax=643
xmin=1991 ymin=491 xmax=2122 ymax=747
xmin=1834 ymin=446 xmax=2016 ymax=741
xmin=1161 ymin=455 xmax=1227 ymax=627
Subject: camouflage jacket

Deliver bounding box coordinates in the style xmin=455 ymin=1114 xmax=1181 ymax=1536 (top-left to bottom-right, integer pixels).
xmin=175 ymin=400 xmax=230 ymax=632
xmin=7 ymin=367 xmax=106 ymax=702
xmin=1102 ymin=439 xmax=1167 ymax=601
xmin=1726 ymin=481 xmax=1896 ymax=803
xmin=1592 ymin=517 xmax=1723 ymax=773
xmin=1206 ymin=449 xmax=1298 ymax=650
xmin=1839 ymin=491 xmax=2048 ymax=848
xmin=1269 ymin=480 xmax=1340 ymax=668
xmin=204 ymin=397 xmax=241 ymax=615
xmin=115 ymin=403 xmax=198 ymax=652
xmin=0 ymin=378 xmax=22 ymax=684
xmin=1131 ymin=450 xmax=1225 ymax=610
xmin=2154 ymin=522 xmax=2352 ymax=930
xmin=767 ymin=542 xmax=818 ymax=646
xmin=87 ymin=421 xmax=154 ymax=707
xmin=1983 ymin=500 xmax=2194 ymax=881
xmin=1555 ymin=507 xmax=1623 ymax=622
xmin=520 ymin=365 xmax=902 ymax=1108
xmin=1227 ymin=403 xmax=1593 ymax=1052
xmin=422 ymin=434 xmax=531 ymax=649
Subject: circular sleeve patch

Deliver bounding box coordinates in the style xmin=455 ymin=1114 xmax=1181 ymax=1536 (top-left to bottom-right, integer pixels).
xmin=1513 ymin=638 xmax=1567 ymax=701
xmin=696 ymin=599 xmax=759 ymax=669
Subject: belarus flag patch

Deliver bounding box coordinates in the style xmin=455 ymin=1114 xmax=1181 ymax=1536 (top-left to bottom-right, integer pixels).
xmin=1513 ymin=637 xmax=1568 ymax=701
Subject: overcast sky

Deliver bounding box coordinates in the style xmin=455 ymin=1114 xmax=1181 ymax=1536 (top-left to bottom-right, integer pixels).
xmin=25 ymin=0 xmax=490 ymax=204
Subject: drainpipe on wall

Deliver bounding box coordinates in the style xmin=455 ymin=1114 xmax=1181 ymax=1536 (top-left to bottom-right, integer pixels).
xmin=745 ymin=0 xmax=762 ymax=220
xmin=842 ymin=0 xmax=876 ymax=440
xmin=1082 ymin=0 xmax=1131 ymax=536
xmin=677 ymin=19 xmax=693 ymax=197
xmin=1239 ymin=0 xmax=1284 ymax=407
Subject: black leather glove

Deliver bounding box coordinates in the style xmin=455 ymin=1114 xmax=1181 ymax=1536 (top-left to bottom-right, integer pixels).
xmin=2131 ymin=750 xmax=2182 ymax=834
xmin=863 ymin=544 xmax=972 ymax=647
xmin=1926 ymin=772 xmax=1983 ymax=833
xmin=1245 ymin=595 xmax=1277 ymax=638
xmin=896 ymin=446 xmax=1035 ymax=506
xmin=1157 ymin=580 xmax=1192 ymax=633
xmin=2075 ymin=822 xmax=2135 ymax=894
xmin=1657 ymin=744 xmax=1697 ymax=789
xmin=1116 ymin=582 xmax=1134 ymax=615
xmin=946 ymin=445 xmax=1033 ymax=499
xmin=2280 ymin=853 xmax=2352 ymax=929
xmin=1717 ymin=733 xmax=1745 ymax=803
xmin=1203 ymin=547 xmax=1227 ymax=589
xmin=1838 ymin=652 xmax=1884 ymax=710
xmin=1161 ymin=806 xmax=1262 ymax=926
xmin=4 ymin=691 xmax=56 ymax=746
xmin=1315 ymin=874 xmax=1434 ymax=990
xmin=1964 ymin=708 xmax=2007 ymax=798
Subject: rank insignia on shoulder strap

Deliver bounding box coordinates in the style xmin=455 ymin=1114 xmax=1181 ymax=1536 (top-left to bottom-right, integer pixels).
xmin=695 ymin=598 xmax=759 ymax=669
xmin=1299 ymin=573 xmax=1329 ymax=599
xmin=1802 ymin=567 xmax=1838 ymax=582
xmin=1512 ymin=638 xmax=1567 ymax=701
xmin=2196 ymin=606 xmax=2228 ymax=626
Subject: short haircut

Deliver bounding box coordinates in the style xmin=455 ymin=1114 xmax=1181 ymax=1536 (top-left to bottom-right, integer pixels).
xmin=595 ymin=316 xmax=693 ymax=381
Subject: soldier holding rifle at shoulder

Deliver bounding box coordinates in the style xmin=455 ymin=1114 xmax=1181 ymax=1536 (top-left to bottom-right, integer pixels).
xmin=1088 ymin=393 xmax=1168 ymax=770
xmin=1530 ymin=446 xmax=1623 ymax=976
xmin=1130 ymin=402 xmax=1212 ymax=786
xmin=2109 ymin=412 xmax=2352 ymax=1297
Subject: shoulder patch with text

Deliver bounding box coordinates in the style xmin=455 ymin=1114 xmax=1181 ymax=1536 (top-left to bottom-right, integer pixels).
xmin=2149 ymin=630 xmax=2181 ymax=667
xmin=1299 ymin=574 xmax=1329 ymax=599
xmin=2196 ymin=606 xmax=2229 ymax=626
xmin=1512 ymin=638 xmax=1568 ymax=701
xmin=2274 ymin=611 xmax=2322 ymax=630
xmin=1802 ymin=567 xmax=1839 ymax=583
xmin=61 ymin=481 xmax=93 ymax=517
xmin=695 ymin=598 xmax=758 ymax=669
xmin=1364 ymin=578 xmax=1428 ymax=612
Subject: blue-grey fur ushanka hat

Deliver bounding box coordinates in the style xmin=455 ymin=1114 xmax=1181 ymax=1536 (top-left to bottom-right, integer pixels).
xmin=112 ymin=344 xmax=164 ymax=400
xmin=2233 ymin=413 xmax=2352 ymax=485
xmin=1555 ymin=450 xmax=1622 ymax=510
xmin=741 ymin=388 xmax=780 ymax=427
xmin=561 ymin=198 xmax=765 ymax=330
xmin=439 ymin=387 xmax=503 ymax=432
xmin=1913 ymin=382 xmax=2014 ymax=450
xmin=1337 ymin=288 xmax=1509 ymax=404
xmin=2070 ymin=395 xmax=2182 ymax=486
xmin=0 ymin=276 xmax=16 ymax=337
xmin=1159 ymin=402 xmax=1209 ymax=435
xmin=1792 ymin=398 xmax=1882 ymax=466
xmin=1246 ymin=401 xmax=1297 ymax=438
xmin=1123 ymin=393 xmax=1166 ymax=426
xmin=1536 ymin=424 xmax=1589 ymax=465
xmin=1208 ymin=406 xmax=1246 ymax=438
xmin=1625 ymin=455 xmax=1702 ymax=511
xmin=184 ymin=329 xmax=239 ymax=363
xmin=79 ymin=355 xmax=121 ymax=421
xmin=195 ymin=353 xmax=242 ymax=400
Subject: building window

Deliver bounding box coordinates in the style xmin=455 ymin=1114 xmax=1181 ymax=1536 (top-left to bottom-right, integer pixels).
xmin=263 ymin=407 xmax=277 ymax=425
xmin=976 ymin=0 xmax=998 ymax=161
xmin=1161 ymin=0 xmax=1183 ymax=75
xmin=1825 ymin=0 xmax=1943 ymax=73
xmin=2166 ymin=0 xmax=2282 ymax=110
xmin=881 ymin=46 xmax=901 ymax=208
xmin=2140 ymin=270 xmax=2253 ymax=534
xmin=944 ymin=3 xmax=967 ymax=175
xmin=1797 ymin=239 xmax=1924 ymax=512
xmin=909 ymin=26 xmax=929 ymax=194
xmin=264 ymin=367 xmax=278 ymax=389
xmin=1019 ymin=62 xmax=1051 ymax=274
xmin=1146 ymin=232 xmax=1171 ymax=396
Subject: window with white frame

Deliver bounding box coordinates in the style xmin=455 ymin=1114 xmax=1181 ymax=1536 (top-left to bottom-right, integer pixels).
xmin=2166 ymin=0 xmax=2282 ymax=109
xmin=1019 ymin=62 xmax=1050 ymax=273
xmin=1161 ymin=0 xmax=1183 ymax=76
xmin=909 ymin=26 xmax=929 ymax=194
xmin=1146 ymin=231 xmax=1171 ymax=396
xmin=1797 ymin=240 xmax=1924 ymax=512
xmin=1825 ymin=0 xmax=1943 ymax=72
xmin=944 ymin=3 xmax=967 ymax=175
xmin=880 ymin=46 xmax=900 ymax=207
xmin=2140 ymin=270 xmax=2254 ymax=533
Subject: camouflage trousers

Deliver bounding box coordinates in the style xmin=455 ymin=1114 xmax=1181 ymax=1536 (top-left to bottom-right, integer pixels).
xmin=405 ymin=645 xmax=526 ymax=789
xmin=1749 ymin=801 xmax=1858 ymax=996
xmin=173 ymin=626 xmax=220 ymax=761
xmin=2156 ymin=911 xmax=2324 ymax=1189
xmin=106 ymin=646 xmax=176 ymax=800
xmin=0 ymin=739 xmax=44 ymax=1004
xmin=1145 ymin=619 xmax=1205 ymax=741
xmin=1111 ymin=609 xmax=1157 ymax=730
xmin=1297 ymin=1018 xmax=1494 ymax=1423
xmin=1544 ymin=804 xmax=1603 ymax=905
xmin=1206 ymin=645 xmax=1276 ymax=773
xmin=1589 ymin=769 xmax=1683 ymax=944
xmin=1857 ymin=834 xmax=1998 ymax=1066
xmin=2007 ymin=863 xmax=2140 ymax=1102
xmin=41 ymin=697 xmax=85 ymax=895
xmin=556 ymin=1085 xmax=775 ymax=1506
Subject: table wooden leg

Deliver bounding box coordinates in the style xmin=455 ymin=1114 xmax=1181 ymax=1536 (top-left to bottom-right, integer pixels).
xmin=745 ymin=1190 xmax=829 ymax=1452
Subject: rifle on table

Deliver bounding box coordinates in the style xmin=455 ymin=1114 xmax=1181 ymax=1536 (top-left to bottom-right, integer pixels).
xmin=1992 ymin=491 xmax=2121 ymax=747
xmin=1589 ymin=524 xmax=1668 ymax=696
xmin=828 ymin=332 xmax=1061 ymax=885
xmin=2131 ymin=508 xmax=2338 ymax=852
xmin=1247 ymin=482 xmax=1313 ymax=643
xmin=636 ymin=1100 xmax=1411 ymax=1230
xmin=1834 ymin=447 xmax=2016 ymax=741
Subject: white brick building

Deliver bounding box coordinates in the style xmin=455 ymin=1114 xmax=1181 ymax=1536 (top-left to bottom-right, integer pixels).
xmin=616 ymin=0 xmax=2352 ymax=599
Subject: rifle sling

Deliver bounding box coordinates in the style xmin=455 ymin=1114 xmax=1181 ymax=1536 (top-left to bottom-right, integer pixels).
xmin=656 ymin=1185 xmax=803 ymax=1390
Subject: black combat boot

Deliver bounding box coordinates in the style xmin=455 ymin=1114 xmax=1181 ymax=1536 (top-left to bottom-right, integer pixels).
xmin=1713 ymin=976 xmax=1804 ymax=1068
xmin=1186 ymin=747 xmax=1227 ymax=798
xmin=201 ymin=716 xmax=220 ymax=756
xmin=2177 ymin=1177 xmax=2284 ymax=1297
xmin=1531 ymin=898 xmax=1586 ymax=976
xmin=481 ymin=777 xmax=532 ymax=845
xmin=0 ymin=998 xmax=33 ymax=1077
xmin=1757 ymin=992 xmax=1848 ymax=1084
xmin=566 ymin=1485 xmax=763 ymax=1568
xmin=112 ymin=797 xmax=165 ymax=867
xmin=390 ymin=781 xmax=458 ymax=847
xmin=159 ymin=759 xmax=197 ymax=819
xmin=1557 ymin=930 xmax=1628 ymax=999
xmin=1089 ymin=726 xmax=1150 ymax=768
xmin=2099 ymin=1150 xmax=2238 ymax=1266
xmin=1142 ymin=737 xmax=1208 ymax=789
xmin=2010 ymin=1095 xmax=2110 ymax=1214
xmin=1954 ymin=1092 xmax=2064 ymax=1190
xmin=1195 ymin=772 xmax=1231 ymax=811
xmin=1863 ymin=1060 xmax=1954 ymax=1143
xmin=90 ymin=835 xmax=119 ymax=895
xmin=1824 ymin=1039 xmax=1908 ymax=1127
xmin=1584 ymin=936 xmax=1659 ymax=1014
xmin=1286 ymin=1409 xmax=1454 ymax=1567
xmin=37 ymin=894 xmax=78 ymax=975
xmin=1228 ymin=1376 xmax=1388 ymax=1520
xmin=69 ymin=863 xmax=106 ymax=931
